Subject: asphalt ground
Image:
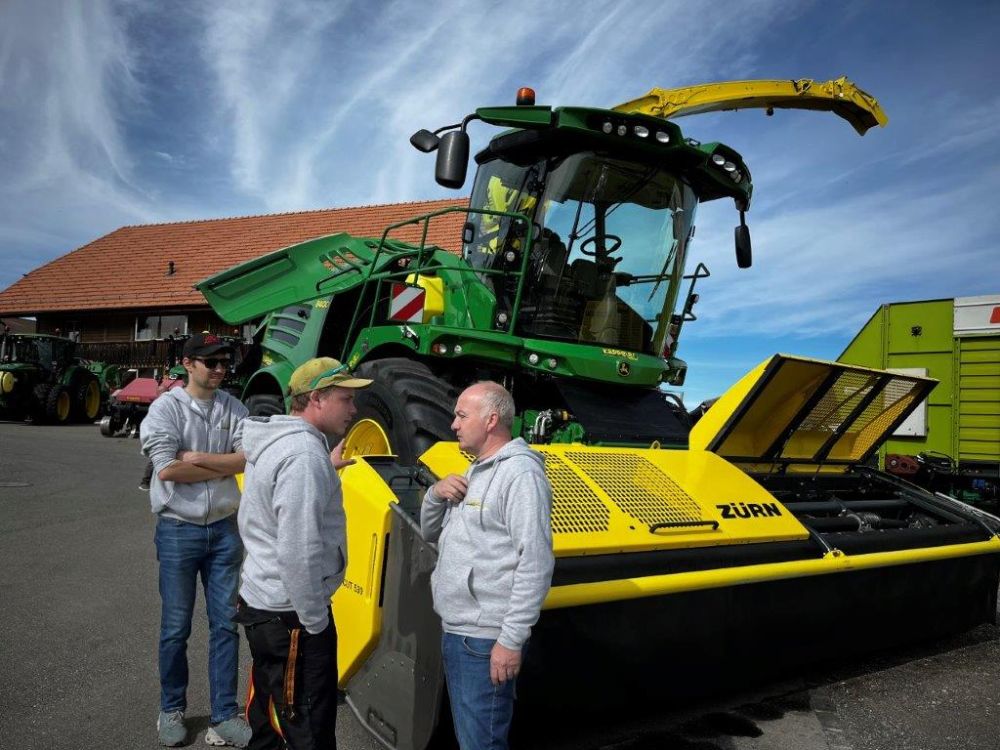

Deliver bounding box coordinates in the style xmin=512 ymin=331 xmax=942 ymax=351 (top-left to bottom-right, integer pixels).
xmin=1 ymin=421 xmax=998 ymax=750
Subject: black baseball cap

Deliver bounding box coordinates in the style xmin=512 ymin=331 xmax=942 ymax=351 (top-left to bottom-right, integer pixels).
xmin=182 ymin=332 xmax=233 ymax=359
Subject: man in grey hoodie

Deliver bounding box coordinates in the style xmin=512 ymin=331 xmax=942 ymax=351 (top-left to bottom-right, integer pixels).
xmin=420 ymin=381 xmax=554 ymax=750
xmin=235 ymin=356 xmax=371 ymax=750
xmin=139 ymin=333 xmax=250 ymax=747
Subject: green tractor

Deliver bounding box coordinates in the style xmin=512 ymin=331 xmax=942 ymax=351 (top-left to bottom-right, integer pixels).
xmin=197 ymin=81 xmax=1000 ymax=748
xmin=0 ymin=331 xmax=118 ymax=424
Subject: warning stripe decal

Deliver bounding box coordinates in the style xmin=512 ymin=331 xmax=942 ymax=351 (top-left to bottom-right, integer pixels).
xmin=389 ymin=284 xmax=425 ymax=323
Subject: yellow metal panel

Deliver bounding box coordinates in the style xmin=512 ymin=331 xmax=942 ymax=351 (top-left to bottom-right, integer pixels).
xmin=960 ymin=397 xmax=1000 ymax=415
xmin=406 ymin=273 xmax=446 ymax=322
xmin=613 ymin=77 xmax=887 ymax=135
xmin=543 ymin=538 xmax=1000 ymax=609
xmin=690 ymin=354 xmax=935 ymax=467
xmin=418 ymin=442 xmax=810 ymax=557
xmin=333 ymin=458 xmax=395 ymax=687
xmin=689 ymin=357 xmax=772 ymax=451
xmin=961 ymin=414 xmax=1000 ymax=429
xmin=958 ymin=335 xmax=1000 ymax=461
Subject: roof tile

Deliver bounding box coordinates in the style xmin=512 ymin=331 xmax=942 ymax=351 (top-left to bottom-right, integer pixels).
xmin=0 ymin=198 xmax=468 ymax=315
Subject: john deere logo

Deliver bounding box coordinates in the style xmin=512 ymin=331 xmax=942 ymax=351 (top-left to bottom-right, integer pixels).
xmin=617 ymin=361 xmax=631 ymax=377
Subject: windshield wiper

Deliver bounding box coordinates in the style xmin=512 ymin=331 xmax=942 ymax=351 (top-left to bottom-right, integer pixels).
xmin=647 ymin=207 xmax=687 ymax=301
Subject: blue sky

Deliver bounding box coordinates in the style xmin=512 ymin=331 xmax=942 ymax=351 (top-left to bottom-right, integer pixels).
xmin=1 ymin=0 xmax=997 ymax=405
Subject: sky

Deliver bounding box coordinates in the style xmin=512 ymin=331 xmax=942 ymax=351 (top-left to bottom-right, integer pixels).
xmin=1 ymin=0 xmax=997 ymax=405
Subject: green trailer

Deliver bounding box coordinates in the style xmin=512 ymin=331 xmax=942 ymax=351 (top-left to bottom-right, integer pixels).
xmin=839 ymin=295 xmax=1000 ymax=504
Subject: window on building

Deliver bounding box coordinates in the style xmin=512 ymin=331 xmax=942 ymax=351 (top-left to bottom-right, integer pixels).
xmin=136 ymin=315 xmax=188 ymax=341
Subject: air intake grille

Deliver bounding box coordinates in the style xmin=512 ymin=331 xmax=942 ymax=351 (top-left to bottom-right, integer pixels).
xmin=542 ymin=453 xmax=611 ymax=534
xmin=565 ymin=452 xmax=704 ymax=526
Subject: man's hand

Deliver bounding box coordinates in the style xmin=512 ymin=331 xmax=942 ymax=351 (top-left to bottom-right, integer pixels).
xmin=330 ymin=439 xmax=355 ymax=471
xmin=176 ymin=450 xmax=207 ymax=464
xmin=490 ymin=642 xmax=522 ymax=685
xmin=432 ymin=474 xmax=468 ymax=503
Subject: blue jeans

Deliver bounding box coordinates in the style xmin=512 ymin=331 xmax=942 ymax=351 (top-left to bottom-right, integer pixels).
xmin=155 ymin=515 xmax=243 ymax=724
xmin=441 ymin=633 xmax=516 ymax=750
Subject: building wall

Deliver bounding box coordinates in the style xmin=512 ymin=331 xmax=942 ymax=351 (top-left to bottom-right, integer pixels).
xmin=35 ymin=307 xmax=251 ymax=370
xmin=36 ymin=308 xmax=239 ymax=343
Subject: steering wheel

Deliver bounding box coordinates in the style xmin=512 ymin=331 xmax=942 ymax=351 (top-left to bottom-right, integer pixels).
xmin=579 ymin=234 xmax=623 ymax=257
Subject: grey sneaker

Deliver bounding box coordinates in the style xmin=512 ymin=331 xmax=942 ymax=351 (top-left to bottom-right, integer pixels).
xmin=157 ymin=710 xmax=187 ymax=747
xmin=205 ymin=715 xmax=251 ymax=747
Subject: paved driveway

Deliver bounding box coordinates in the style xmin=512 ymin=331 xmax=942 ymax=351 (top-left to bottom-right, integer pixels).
xmin=1 ymin=422 xmax=998 ymax=750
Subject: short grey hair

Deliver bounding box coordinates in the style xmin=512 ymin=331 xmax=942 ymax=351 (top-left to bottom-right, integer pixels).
xmin=474 ymin=381 xmax=514 ymax=431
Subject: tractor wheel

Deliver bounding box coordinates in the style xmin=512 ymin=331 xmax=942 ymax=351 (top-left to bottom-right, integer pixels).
xmin=73 ymin=377 xmax=102 ymax=421
xmin=346 ymin=358 xmax=457 ymax=465
xmin=46 ymin=384 xmax=72 ymax=424
xmin=30 ymin=383 xmax=52 ymax=423
xmin=245 ymin=393 xmax=285 ymax=417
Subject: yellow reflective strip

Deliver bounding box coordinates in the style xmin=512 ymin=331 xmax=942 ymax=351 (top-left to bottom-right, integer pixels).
xmin=543 ymin=537 xmax=1000 ymax=610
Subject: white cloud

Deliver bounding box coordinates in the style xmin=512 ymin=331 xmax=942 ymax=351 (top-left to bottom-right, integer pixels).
xmin=193 ymin=0 xmax=804 ymax=211
xmin=687 ymin=170 xmax=1000 ymax=339
xmin=0 ymin=0 xmax=138 ymax=191
xmin=0 ymin=0 xmax=157 ymax=285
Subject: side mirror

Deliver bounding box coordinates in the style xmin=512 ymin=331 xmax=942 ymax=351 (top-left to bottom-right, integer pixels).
xmin=735 ymin=224 xmax=752 ymax=268
xmin=410 ymin=129 xmax=440 ymax=153
xmin=435 ymin=130 xmax=470 ymax=189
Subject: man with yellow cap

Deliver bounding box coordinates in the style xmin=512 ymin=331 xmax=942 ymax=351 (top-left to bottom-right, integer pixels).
xmin=234 ymin=357 xmax=371 ymax=749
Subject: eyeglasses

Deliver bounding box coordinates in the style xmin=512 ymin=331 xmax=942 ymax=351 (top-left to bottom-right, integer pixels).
xmin=309 ymin=362 xmax=348 ymax=388
xmin=194 ymin=357 xmax=232 ymax=370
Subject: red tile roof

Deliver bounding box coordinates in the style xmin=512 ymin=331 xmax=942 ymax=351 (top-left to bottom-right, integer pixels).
xmin=0 ymin=198 xmax=469 ymax=315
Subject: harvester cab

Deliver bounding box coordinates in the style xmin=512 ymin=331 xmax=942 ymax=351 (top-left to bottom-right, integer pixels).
xmin=196 ymin=79 xmax=1000 ymax=750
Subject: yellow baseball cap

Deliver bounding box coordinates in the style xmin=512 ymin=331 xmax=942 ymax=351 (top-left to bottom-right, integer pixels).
xmin=288 ymin=357 xmax=373 ymax=396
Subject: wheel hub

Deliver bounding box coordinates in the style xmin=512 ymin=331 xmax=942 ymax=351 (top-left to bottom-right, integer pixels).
xmin=343 ymin=418 xmax=393 ymax=459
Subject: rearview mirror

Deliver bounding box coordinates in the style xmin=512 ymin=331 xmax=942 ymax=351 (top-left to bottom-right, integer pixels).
xmin=735 ymin=224 xmax=752 ymax=268
xmin=410 ymin=129 xmax=440 ymax=153
xmin=435 ymin=130 xmax=470 ymax=189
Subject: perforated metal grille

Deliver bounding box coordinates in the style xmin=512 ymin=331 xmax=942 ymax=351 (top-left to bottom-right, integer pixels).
xmin=541 ymin=452 xmax=611 ymax=534
xmin=849 ymin=378 xmax=921 ymax=458
xmin=798 ymin=372 xmax=875 ymax=431
xmin=783 ymin=373 xmax=922 ymax=461
xmin=565 ymin=452 xmax=703 ymax=526
xmin=854 ymin=378 xmax=919 ymax=433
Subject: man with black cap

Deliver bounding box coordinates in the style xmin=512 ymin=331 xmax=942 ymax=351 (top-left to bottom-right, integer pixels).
xmin=140 ymin=332 xmax=251 ymax=747
xmin=235 ymin=356 xmax=371 ymax=749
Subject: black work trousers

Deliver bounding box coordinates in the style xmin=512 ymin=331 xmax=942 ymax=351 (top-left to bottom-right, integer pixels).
xmin=236 ymin=600 xmax=338 ymax=750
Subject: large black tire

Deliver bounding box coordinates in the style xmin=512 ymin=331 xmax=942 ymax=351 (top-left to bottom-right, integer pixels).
xmin=73 ymin=376 xmax=102 ymax=422
xmin=29 ymin=383 xmax=52 ymax=423
xmin=46 ymin=384 xmax=72 ymax=424
xmin=245 ymin=393 xmax=285 ymax=417
xmin=351 ymin=358 xmax=458 ymax=465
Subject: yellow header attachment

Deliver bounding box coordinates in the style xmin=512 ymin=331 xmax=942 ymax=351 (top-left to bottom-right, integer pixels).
xmin=613 ymin=77 xmax=887 ymax=135
xmin=419 ymin=442 xmax=809 ymax=556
